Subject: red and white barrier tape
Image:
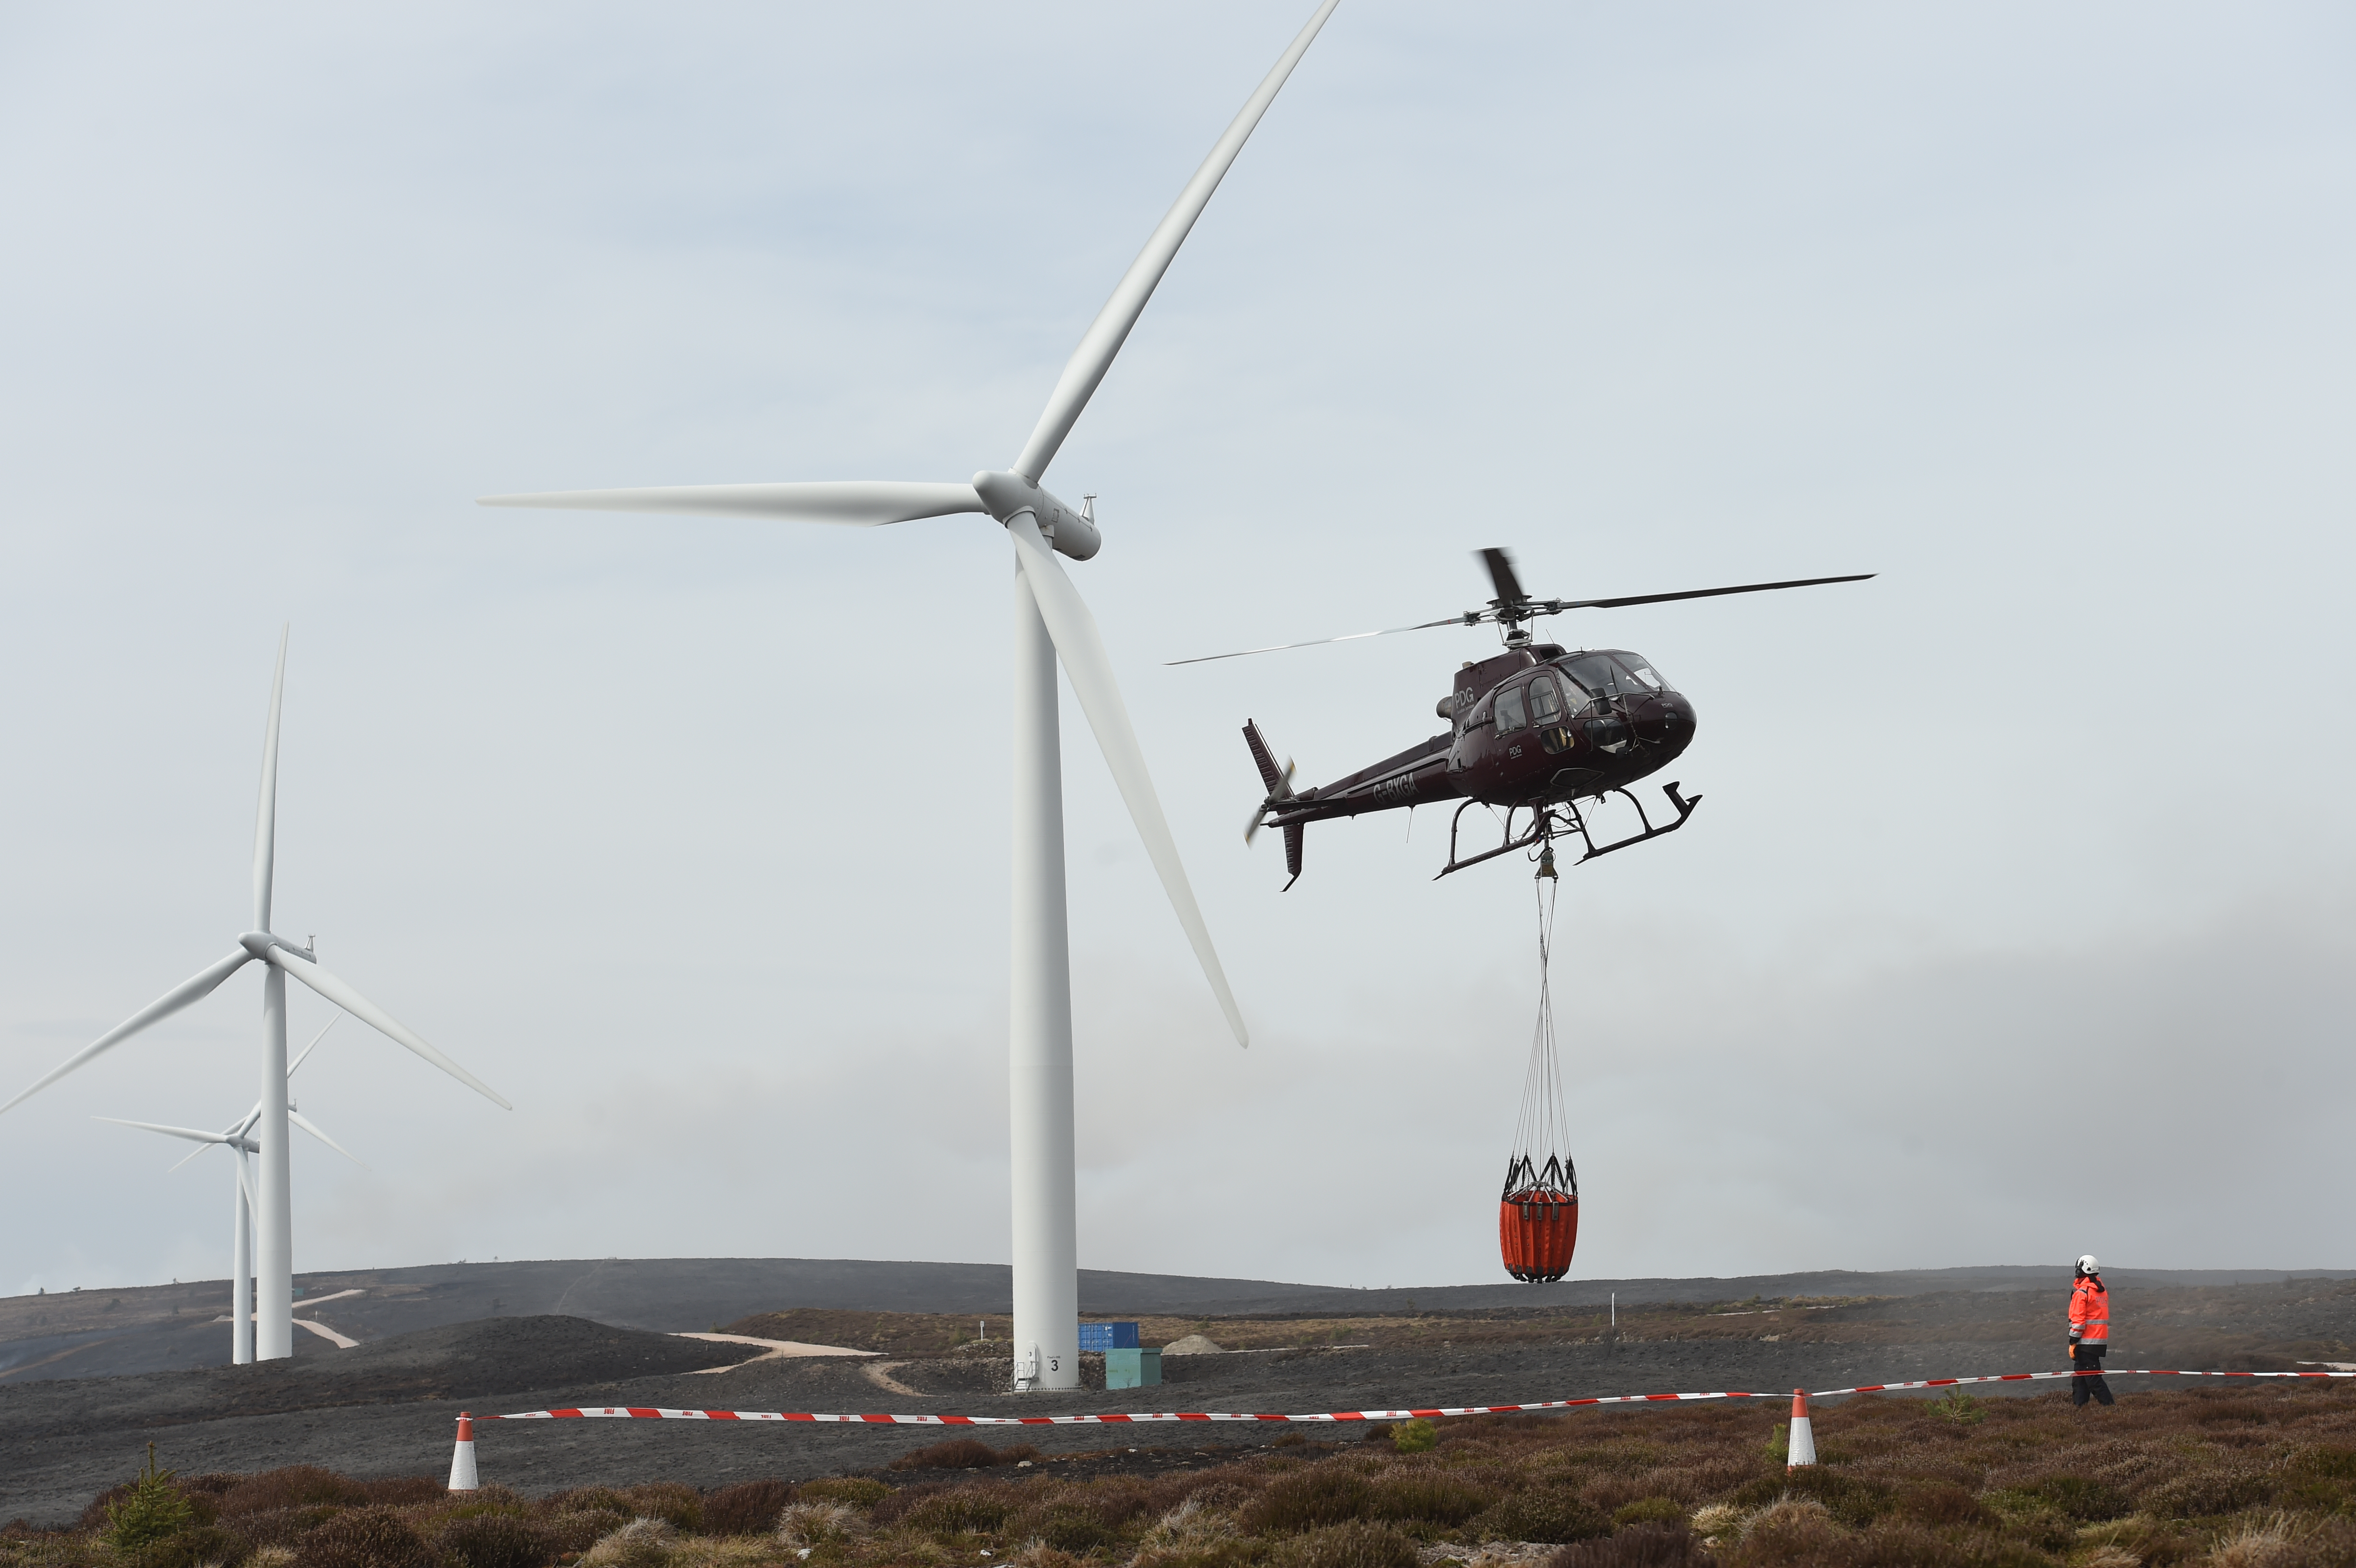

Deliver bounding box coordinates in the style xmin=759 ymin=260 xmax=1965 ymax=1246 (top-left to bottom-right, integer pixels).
xmin=477 ymin=1367 xmax=2351 ymax=1427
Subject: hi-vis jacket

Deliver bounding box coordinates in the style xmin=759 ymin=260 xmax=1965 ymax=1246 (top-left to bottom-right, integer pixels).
xmin=2069 ymin=1277 xmax=2111 ymax=1347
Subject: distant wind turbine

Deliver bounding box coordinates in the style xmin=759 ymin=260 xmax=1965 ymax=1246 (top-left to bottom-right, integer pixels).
xmin=96 ymin=1016 xmax=355 ymax=1363
xmin=2 ymin=628 xmax=508 ymax=1361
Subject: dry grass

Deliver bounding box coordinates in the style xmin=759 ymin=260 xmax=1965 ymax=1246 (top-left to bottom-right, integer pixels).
xmin=7 ymin=1383 xmax=2356 ymax=1568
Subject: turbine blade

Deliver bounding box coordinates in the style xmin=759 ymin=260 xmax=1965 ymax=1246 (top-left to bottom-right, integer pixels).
xmin=93 ymin=1117 xmax=234 ymax=1145
xmin=1011 ymin=0 xmax=1341 ymax=483
xmin=288 ymin=1012 xmax=340 ymax=1077
xmin=263 ymin=948 xmax=512 ymax=1110
xmin=288 ymin=1108 xmax=366 ymax=1169
xmin=476 ymin=480 xmax=985 ymax=527
xmin=233 ymin=1146 xmax=257 ymax=1215
xmin=0 ymin=950 xmax=254 ymax=1116
xmin=1008 ymin=517 xmax=1248 ymax=1046
xmin=167 ymin=1139 xmax=217 ymax=1174
xmin=255 ymin=625 xmax=288 ymax=931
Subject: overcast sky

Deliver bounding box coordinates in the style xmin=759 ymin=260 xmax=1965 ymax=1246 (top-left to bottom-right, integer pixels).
xmin=2 ymin=2 xmax=2350 ymax=1300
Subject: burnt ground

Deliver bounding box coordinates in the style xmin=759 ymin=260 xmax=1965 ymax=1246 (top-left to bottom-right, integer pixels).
xmin=10 ymin=1256 xmax=2349 ymax=1383
xmin=7 ymin=1276 xmax=2355 ymax=1529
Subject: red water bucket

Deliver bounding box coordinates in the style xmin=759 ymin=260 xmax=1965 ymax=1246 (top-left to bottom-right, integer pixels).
xmin=1499 ymin=1188 xmax=1579 ymax=1283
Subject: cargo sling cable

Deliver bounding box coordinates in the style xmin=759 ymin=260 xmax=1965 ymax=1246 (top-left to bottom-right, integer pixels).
xmin=1499 ymin=849 xmax=1578 ymax=1284
xmin=477 ymin=1367 xmax=2353 ymax=1427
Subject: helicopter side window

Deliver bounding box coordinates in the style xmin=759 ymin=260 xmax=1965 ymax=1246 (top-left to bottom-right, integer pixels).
xmin=1495 ymin=684 xmax=1527 ymax=734
xmin=1527 ymin=674 xmax=1562 ymax=724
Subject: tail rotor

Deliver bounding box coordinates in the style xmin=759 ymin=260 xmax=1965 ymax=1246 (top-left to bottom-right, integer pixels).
xmin=1242 ymin=721 xmax=1307 ymax=890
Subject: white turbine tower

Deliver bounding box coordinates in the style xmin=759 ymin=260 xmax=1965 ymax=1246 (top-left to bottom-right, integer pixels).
xmin=96 ymin=1016 xmax=356 ymax=1363
xmin=2 ymin=628 xmax=509 ymax=1361
xmin=481 ymin=2 xmax=1340 ymax=1389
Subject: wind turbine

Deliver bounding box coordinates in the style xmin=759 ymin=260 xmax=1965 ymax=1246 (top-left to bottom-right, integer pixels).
xmin=96 ymin=1016 xmax=355 ymax=1364
xmin=480 ymin=2 xmax=1340 ymax=1389
xmin=1 ymin=628 xmax=509 ymax=1361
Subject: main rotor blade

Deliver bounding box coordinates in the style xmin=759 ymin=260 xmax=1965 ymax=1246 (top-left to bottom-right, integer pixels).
xmin=1012 ymin=0 xmax=1341 ymax=484
xmin=1478 ymin=547 xmax=1527 ymax=606
xmin=0 ymin=949 xmax=255 ymax=1116
xmin=233 ymin=1145 xmax=256 ymax=1215
xmin=93 ymin=1116 xmax=242 ymax=1147
xmin=1558 ymin=573 xmax=1877 ymax=611
xmin=1169 ymin=573 xmax=1880 ymax=665
xmin=1167 ymin=615 xmax=1468 ymax=666
xmin=288 ymin=1013 xmax=340 ymax=1078
xmin=1008 ymin=516 xmax=1248 ymax=1047
xmin=263 ymin=948 xmax=512 ymax=1110
xmin=255 ymin=625 xmax=288 ymax=931
xmin=289 ymin=1108 xmax=366 ymax=1169
xmin=477 ymin=480 xmax=985 ymax=527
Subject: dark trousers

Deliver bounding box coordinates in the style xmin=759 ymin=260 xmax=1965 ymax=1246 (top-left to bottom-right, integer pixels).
xmin=2072 ymin=1342 xmax=2113 ymax=1406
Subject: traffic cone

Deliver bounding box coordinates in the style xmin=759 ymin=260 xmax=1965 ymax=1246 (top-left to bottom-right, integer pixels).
xmin=1786 ymin=1389 xmax=1817 ymax=1471
xmin=447 ymin=1412 xmax=479 ymax=1492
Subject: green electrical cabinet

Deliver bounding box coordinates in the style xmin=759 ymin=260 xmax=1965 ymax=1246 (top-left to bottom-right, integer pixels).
xmin=1106 ymin=1347 xmax=1162 ymax=1389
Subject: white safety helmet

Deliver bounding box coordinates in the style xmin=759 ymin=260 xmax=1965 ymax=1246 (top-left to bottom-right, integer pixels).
xmin=2076 ymin=1254 xmax=2100 ymax=1277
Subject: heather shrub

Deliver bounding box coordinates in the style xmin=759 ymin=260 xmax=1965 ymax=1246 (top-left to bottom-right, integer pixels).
xmin=774 ymin=1503 xmax=863 ymax=1552
xmin=1130 ymin=1496 xmax=1251 ymax=1568
xmin=889 ymin=1437 xmax=1033 ymax=1471
xmin=226 ymin=1507 xmax=342 ymax=1551
xmin=1365 ymin=1470 xmax=1494 ymax=1527
xmin=1472 ymin=1487 xmax=1607 ymax=1545
xmin=790 ymin=1478 xmax=890 ymax=1511
xmin=289 ymin=1507 xmax=434 ymax=1568
xmin=611 ymin=1487 xmax=699 ymax=1534
xmin=2006 ymin=1473 xmax=2133 ymax=1522
xmin=435 ymin=1512 xmax=552 ymax=1568
xmin=1241 ymin=1471 xmax=1370 ymax=1535
xmin=895 ymin=1487 xmax=1015 ymax=1536
xmin=1891 ymin=1480 xmax=1985 ymax=1525
xmin=581 ymin=1518 xmax=672 ymax=1568
xmin=1547 ymin=1522 xmax=1709 ymax=1567
xmin=536 ymin=1489 xmax=633 ymax=1518
xmin=1389 ymin=1420 xmax=1435 ymax=1456
xmin=2143 ymin=1464 xmax=2275 ymax=1519
xmin=1007 ymin=1499 xmax=1117 ymax=1557
xmin=696 ymin=1481 xmax=790 ymax=1536
xmin=1270 ymin=1520 xmax=1416 ymax=1568
xmin=219 ymin=1469 xmax=376 ymax=1518
xmin=535 ymin=1512 xmax=626 ymax=1556
xmin=129 ymin=1525 xmax=249 ymax=1568
xmin=1714 ymin=1498 xmax=1836 ymax=1567
xmin=1608 ymin=1497 xmax=1683 ymax=1529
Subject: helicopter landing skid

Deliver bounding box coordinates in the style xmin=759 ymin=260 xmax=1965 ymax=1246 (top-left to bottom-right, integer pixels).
xmin=1435 ymin=782 xmax=1702 ymax=880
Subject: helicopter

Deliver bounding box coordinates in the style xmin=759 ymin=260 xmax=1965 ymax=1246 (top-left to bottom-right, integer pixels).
xmin=1173 ymin=548 xmax=1872 ymax=886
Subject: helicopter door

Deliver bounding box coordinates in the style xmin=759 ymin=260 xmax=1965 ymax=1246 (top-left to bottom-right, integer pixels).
xmin=1528 ymin=672 xmax=1574 ymax=754
xmin=1494 ymin=684 xmax=1527 ymax=735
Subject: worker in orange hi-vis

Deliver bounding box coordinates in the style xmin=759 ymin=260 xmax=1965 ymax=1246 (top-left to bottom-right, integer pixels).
xmin=2067 ymin=1254 xmax=2115 ymax=1408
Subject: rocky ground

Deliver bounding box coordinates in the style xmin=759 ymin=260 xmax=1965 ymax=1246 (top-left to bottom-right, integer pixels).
xmin=6 ymin=1274 xmax=2352 ymax=1528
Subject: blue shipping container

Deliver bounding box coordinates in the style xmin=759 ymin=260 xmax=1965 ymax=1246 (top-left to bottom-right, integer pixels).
xmin=1078 ymin=1322 xmax=1141 ymax=1351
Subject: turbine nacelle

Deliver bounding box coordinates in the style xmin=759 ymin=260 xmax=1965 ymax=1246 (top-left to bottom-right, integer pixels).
xmin=973 ymin=471 xmax=1101 ymax=562
xmin=239 ymin=931 xmax=314 ymax=963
